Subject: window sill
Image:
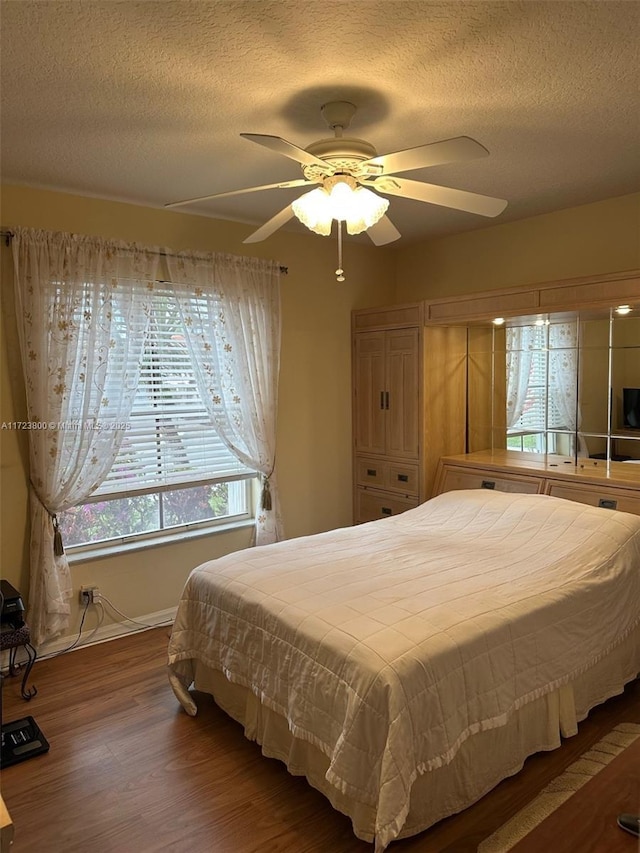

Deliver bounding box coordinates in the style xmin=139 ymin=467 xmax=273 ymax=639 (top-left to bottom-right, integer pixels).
xmin=66 ymin=518 xmax=255 ymax=564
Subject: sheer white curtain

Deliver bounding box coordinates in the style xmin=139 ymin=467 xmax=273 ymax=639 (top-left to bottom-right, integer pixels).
xmin=506 ymin=326 xmax=535 ymax=428
xmin=12 ymin=228 xmax=158 ymax=645
xmin=548 ymin=321 xmax=586 ymax=456
xmin=166 ymin=251 xmax=282 ymax=545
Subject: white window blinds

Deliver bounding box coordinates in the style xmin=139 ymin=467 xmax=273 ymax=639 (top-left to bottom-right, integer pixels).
xmin=94 ymin=288 xmax=252 ymax=497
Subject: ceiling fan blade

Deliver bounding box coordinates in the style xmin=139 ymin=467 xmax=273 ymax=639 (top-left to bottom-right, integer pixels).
xmin=361 ymin=136 xmax=489 ymax=176
xmin=243 ymin=204 xmax=295 ymax=244
xmin=370 ymin=176 xmax=508 ymax=218
xmin=240 ymin=133 xmax=333 ymax=172
xmin=165 ymin=179 xmax=313 ymax=209
xmin=366 ymin=215 xmax=401 ymax=246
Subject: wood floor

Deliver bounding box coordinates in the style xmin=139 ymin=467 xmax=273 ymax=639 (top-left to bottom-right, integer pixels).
xmin=1 ymin=627 xmax=639 ymax=853
xmin=509 ymin=737 xmax=640 ymax=853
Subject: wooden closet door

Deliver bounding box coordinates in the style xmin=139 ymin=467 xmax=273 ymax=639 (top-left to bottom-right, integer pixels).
xmin=354 ymin=331 xmax=386 ymax=454
xmin=385 ymin=328 xmax=420 ymax=458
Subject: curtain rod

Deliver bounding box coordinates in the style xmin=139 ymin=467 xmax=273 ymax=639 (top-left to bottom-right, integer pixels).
xmin=0 ymin=230 xmax=288 ymax=274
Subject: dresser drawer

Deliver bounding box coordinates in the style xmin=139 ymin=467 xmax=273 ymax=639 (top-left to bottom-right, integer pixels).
xmin=355 ymin=457 xmax=420 ymax=496
xmin=438 ymin=465 xmax=543 ymax=495
xmin=385 ymin=462 xmax=419 ymax=494
xmin=355 ymin=489 xmax=419 ymax=523
xmin=355 ymin=457 xmax=386 ymax=488
xmin=546 ymin=483 xmax=640 ymax=516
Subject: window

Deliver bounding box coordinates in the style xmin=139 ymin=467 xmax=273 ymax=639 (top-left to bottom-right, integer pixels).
xmin=61 ymin=288 xmax=256 ymax=548
xmin=506 ymin=325 xmax=566 ymax=453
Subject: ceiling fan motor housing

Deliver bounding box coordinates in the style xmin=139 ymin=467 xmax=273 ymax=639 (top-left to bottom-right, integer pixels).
xmin=302 ymin=137 xmax=379 ymax=181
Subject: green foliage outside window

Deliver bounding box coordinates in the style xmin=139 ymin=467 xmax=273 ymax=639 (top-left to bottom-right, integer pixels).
xmin=61 ymin=482 xmax=230 ymax=547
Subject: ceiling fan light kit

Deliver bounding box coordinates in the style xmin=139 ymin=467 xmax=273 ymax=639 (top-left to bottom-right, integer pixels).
xmin=291 ymin=187 xmax=333 ymax=236
xmin=292 ymin=176 xmax=389 ymax=237
xmin=342 ymin=186 xmax=390 ymax=234
xmin=166 ymin=100 xmax=508 ymax=282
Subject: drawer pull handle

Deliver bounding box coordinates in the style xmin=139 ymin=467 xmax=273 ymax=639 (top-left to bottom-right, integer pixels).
xmin=481 ymin=480 xmax=496 ymax=490
xmin=367 ymin=469 xmax=377 ymax=477
xmin=397 ymin=474 xmax=409 ymax=482
xmin=598 ymin=498 xmax=617 ymax=510
xmin=381 ymin=507 xmax=392 ymax=515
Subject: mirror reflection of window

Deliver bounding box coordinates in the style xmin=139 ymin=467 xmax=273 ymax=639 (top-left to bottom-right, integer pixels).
xmin=505 ymin=321 xmax=582 ymax=456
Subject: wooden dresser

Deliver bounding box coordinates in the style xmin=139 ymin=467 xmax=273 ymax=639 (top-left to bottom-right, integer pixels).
xmin=433 ymin=450 xmax=640 ymax=516
xmin=354 ymin=271 xmax=640 ymax=525
xmin=352 ymin=303 xmax=467 ymax=523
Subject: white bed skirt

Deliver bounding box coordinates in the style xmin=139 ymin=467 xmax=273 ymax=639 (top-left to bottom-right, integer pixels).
xmin=170 ymin=625 xmax=639 ymax=849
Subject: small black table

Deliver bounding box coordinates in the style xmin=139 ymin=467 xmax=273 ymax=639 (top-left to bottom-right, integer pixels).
xmin=1 ymin=622 xmax=37 ymax=700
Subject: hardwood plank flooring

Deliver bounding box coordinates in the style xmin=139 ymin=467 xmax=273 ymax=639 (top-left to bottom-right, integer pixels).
xmin=509 ymin=738 xmax=640 ymax=853
xmin=1 ymin=628 xmax=638 ymax=853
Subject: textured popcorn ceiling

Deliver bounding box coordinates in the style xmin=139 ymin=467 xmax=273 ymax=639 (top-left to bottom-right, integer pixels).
xmin=1 ymin=0 xmax=639 ymax=244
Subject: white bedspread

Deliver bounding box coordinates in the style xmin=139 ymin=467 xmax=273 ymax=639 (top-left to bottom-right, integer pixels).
xmin=168 ymin=490 xmax=640 ymax=850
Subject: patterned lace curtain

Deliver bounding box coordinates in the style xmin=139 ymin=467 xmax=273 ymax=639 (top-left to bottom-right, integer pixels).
xmin=548 ymin=320 xmax=586 ymax=456
xmin=506 ymin=326 xmax=535 ymax=428
xmin=165 ymin=250 xmax=282 ymax=545
xmin=12 ymin=228 xmax=158 ymax=645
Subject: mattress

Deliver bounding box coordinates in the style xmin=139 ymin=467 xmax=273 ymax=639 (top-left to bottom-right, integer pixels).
xmin=168 ymin=489 xmax=640 ymax=850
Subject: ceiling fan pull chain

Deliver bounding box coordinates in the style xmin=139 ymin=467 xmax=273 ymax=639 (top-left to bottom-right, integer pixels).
xmin=336 ymin=221 xmax=345 ymax=282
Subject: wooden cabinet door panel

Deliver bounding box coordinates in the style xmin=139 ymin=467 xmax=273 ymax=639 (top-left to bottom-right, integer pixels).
xmin=385 ymin=328 xmax=420 ymax=458
xmin=354 ymin=332 xmax=386 ymax=454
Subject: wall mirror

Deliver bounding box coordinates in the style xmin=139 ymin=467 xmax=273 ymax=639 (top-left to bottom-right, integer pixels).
xmin=468 ymin=308 xmax=640 ymax=465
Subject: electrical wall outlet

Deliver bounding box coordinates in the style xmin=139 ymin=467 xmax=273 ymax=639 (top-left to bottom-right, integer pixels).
xmin=79 ymin=585 xmax=99 ymax=604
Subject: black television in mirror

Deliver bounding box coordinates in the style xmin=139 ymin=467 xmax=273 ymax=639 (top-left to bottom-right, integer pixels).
xmin=623 ymin=388 xmax=640 ymax=429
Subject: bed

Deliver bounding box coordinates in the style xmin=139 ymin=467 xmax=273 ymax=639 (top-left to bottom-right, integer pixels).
xmin=167 ymin=489 xmax=640 ymax=851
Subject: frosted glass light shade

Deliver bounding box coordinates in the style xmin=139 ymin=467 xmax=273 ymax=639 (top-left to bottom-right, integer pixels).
xmin=292 ymin=180 xmax=389 ymax=236
xmin=291 ymin=188 xmax=333 ymax=235
xmin=344 ymin=187 xmax=389 ymax=235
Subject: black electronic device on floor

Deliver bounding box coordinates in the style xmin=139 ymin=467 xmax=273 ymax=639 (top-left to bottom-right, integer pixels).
xmin=1 ymin=716 xmax=50 ymax=767
xmin=1 ymin=579 xmax=25 ymax=629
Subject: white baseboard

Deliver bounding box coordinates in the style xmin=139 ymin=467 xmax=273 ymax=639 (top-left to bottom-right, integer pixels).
xmin=29 ymin=606 xmax=177 ymax=662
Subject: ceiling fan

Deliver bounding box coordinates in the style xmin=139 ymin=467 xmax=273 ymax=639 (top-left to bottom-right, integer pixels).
xmin=166 ymin=101 xmax=507 ymax=277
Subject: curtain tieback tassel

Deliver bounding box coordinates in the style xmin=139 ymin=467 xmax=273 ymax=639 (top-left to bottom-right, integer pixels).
xmin=261 ymin=477 xmax=272 ymax=511
xmin=52 ymin=515 xmax=65 ymax=556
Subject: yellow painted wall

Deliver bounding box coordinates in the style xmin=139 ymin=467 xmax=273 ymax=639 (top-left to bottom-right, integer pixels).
xmin=0 ymin=184 xmax=396 ymax=640
xmin=2 ymin=185 xmax=638 ymax=645
xmin=395 ymin=192 xmax=640 ymax=301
